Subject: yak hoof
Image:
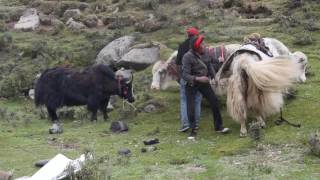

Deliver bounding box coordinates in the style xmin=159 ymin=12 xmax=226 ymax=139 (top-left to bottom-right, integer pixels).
xmin=49 ymin=123 xmax=63 ymax=134
xmin=239 ymin=131 xmax=247 ymax=138
xmin=259 ymin=121 xmax=266 ymax=129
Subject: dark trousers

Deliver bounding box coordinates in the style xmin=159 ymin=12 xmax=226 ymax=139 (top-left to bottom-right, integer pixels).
xmin=186 ymin=83 xmax=223 ymax=131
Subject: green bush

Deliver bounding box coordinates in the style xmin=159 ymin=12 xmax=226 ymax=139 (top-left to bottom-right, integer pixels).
xmin=293 ymin=31 xmax=314 ymax=45
xmin=0 ymin=32 xmax=13 ymax=51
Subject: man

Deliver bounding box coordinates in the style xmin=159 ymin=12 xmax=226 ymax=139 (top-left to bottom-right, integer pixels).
xmin=182 ymin=35 xmax=230 ymax=138
xmin=176 ymin=27 xmax=202 ymax=132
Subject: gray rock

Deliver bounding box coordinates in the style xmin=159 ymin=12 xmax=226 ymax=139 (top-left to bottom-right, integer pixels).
xmin=135 ymin=18 xmax=162 ymax=33
xmin=104 ymin=15 xmax=136 ymax=29
xmin=118 ymin=148 xmax=131 ymax=156
xmin=119 ymin=46 xmax=160 ymax=71
xmin=39 ymin=13 xmax=51 ymax=26
xmin=52 ymin=18 xmax=64 ymax=28
xmin=95 ymin=36 xmax=136 ymax=65
xmin=66 ymin=18 xmax=85 ymax=31
xmin=49 ymin=123 xmax=63 ymax=134
xmin=63 ymin=9 xmax=81 ymax=20
xmin=35 ymin=159 xmax=50 ymax=168
xmin=79 ymin=2 xmax=90 ymax=11
xmin=144 ymin=104 xmax=156 ymax=113
xmin=14 ymin=8 xmax=40 ymax=31
xmin=199 ymin=0 xmax=223 ymax=8
xmin=309 ymin=133 xmax=320 ymax=157
xmin=141 ymin=146 xmax=157 ymax=153
xmin=110 ymin=121 xmax=128 ymax=133
xmin=83 ymin=14 xmax=98 ymax=28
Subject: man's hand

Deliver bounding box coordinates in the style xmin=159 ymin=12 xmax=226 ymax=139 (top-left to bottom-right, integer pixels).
xmin=195 ymin=76 xmax=209 ymax=83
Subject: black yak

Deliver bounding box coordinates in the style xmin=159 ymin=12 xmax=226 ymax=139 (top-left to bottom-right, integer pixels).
xmin=35 ymin=64 xmax=134 ymax=134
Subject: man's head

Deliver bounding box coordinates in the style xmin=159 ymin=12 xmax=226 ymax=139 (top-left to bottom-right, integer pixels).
xmin=190 ymin=35 xmax=205 ymax=55
xmin=186 ymin=27 xmax=199 ymax=38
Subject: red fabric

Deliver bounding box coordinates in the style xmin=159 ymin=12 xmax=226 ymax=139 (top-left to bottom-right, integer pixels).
xmin=186 ymin=27 xmax=199 ymax=36
xmin=194 ymin=35 xmax=204 ymax=51
xmin=220 ymin=44 xmax=225 ymax=63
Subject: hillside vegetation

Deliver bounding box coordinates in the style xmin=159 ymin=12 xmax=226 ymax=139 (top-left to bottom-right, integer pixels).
xmin=0 ymin=0 xmax=320 ymax=179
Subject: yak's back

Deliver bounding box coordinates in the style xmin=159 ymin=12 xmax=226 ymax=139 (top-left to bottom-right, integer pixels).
xmin=34 ymin=65 xmax=115 ymax=107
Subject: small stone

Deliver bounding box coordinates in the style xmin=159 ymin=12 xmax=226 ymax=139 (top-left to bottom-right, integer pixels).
xmin=143 ymin=104 xmax=156 ymax=113
xmin=118 ymin=148 xmax=131 ymax=156
xmin=49 ymin=123 xmax=63 ymax=134
xmin=35 ymin=159 xmax=50 ymax=168
xmin=187 ymin=136 xmax=195 ymax=140
xmin=141 ymin=146 xmax=157 ymax=153
xmin=143 ymin=138 xmax=159 ymax=145
xmin=309 ymin=133 xmax=320 ymax=157
xmin=110 ymin=121 xmax=128 ymax=133
xmin=63 ymin=9 xmax=81 ymax=20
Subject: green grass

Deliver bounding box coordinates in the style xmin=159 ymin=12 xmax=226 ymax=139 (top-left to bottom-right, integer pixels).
xmin=1 ymin=0 xmax=320 ymax=179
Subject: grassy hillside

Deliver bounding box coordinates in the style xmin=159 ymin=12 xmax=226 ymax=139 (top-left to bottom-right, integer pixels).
xmin=0 ymin=0 xmax=320 ymax=179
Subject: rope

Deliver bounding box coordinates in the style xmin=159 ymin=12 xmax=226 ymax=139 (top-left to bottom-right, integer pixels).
xmin=122 ymin=99 xmax=137 ymax=111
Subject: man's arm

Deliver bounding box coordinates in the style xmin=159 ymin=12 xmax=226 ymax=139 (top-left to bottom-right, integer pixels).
xmin=182 ymin=53 xmax=195 ymax=85
xmin=176 ymin=44 xmax=184 ymax=65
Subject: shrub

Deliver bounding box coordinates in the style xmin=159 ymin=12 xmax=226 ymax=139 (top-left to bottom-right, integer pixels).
xmin=0 ymin=32 xmax=13 ymax=51
xmin=143 ymin=0 xmax=160 ymax=10
xmin=293 ymin=31 xmax=314 ymax=45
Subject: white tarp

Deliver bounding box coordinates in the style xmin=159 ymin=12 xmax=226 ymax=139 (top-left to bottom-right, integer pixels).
xmin=30 ymin=154 xmax=72 ymax=180
xmin=16 ymin=153 xmax=88 ymax=180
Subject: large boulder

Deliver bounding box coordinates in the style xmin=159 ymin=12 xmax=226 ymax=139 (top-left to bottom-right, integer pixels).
xmin=14 ymin=8 xmax=40 ymax=31
xmin=30 ymin=0 xmax=58 ymax=15
xmin=96 ymin=36 xmax=159 ymax=71
xmin=95 ymin=35 xmax=136 ymax=66
xmin=119 ymin=45 xmax=160 ymax=70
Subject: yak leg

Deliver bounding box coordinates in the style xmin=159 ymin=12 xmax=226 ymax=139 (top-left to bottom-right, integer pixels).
xmin=88 ymin=106 xmax=98 ymax=122
xmin=100 ymin=96 xmax=110 ymax=121
xmin=47 ymin=106 xmax=63 ymax=134
xmin=240 ymin=118 xmax=247 ymax=137
xmin=256 ymin=115 xmax=266 ymax=128
xmin=47 ymin=106 xmax=58 ymax=122
xmin=88 ymin=96 xmax=98 ymax=122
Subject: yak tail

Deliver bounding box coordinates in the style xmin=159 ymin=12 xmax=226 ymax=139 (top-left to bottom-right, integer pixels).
xmin=227 ymin=56 xmax=300 ymax=123
xmin=227 ymin=74 xmax=247 ymax=123
xmin=239 ymin=57 xmax=300 ymax=92
xmin=34 ymin=75 xmax=43 ymax=107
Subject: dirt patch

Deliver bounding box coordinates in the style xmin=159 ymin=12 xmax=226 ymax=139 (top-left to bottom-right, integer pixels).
xmin=183 ymin=164 xmax=207 ymax=173
xmin=218 ymin=144 xmax=308 ymax=178
xmin=47 ymin=137 xmax=80 ymax=150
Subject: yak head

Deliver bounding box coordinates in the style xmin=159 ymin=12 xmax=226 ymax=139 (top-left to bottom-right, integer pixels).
xmin=115 ymin=68 xmax=135 ymax=103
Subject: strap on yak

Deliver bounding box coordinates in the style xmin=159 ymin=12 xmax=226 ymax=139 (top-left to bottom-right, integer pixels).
xmin=118 ymin=79 xmax=122 ymax=95
xmin=167 ymin=62 xmax=179 ymax=77
xmin=221 ymin=45 xmax=225 ymax=63
xmin=218 ymin=49 xmax=263 ymax=79
xmin=117 ymin=78 xmax=128 ymax=96
xmin=209 ymin=45 xmax=226 ymax=64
